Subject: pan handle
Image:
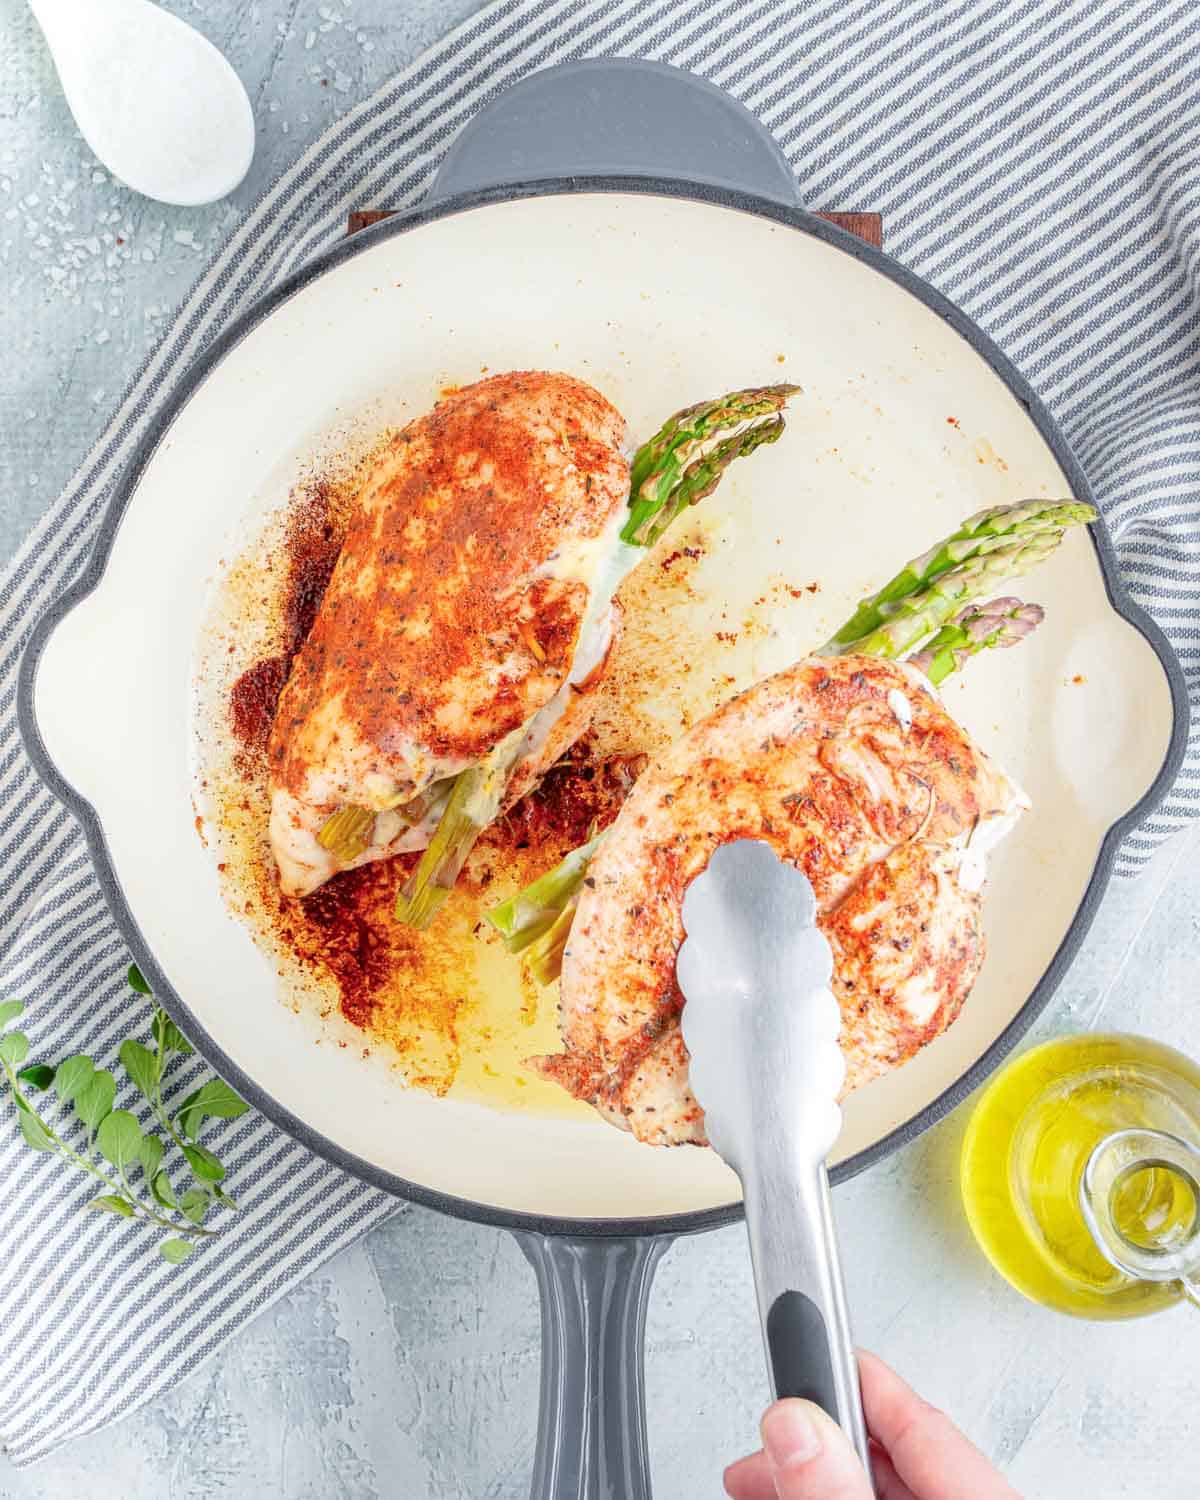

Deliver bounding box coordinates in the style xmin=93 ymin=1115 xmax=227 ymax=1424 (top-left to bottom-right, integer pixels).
xmin=515 ymin=1232 xmax=673 ymax=1500
xmin=426 ymin=58 xmax=799 ymax=208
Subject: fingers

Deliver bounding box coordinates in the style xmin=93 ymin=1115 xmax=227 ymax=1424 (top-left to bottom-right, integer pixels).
xmin=725 ymin=1400 xmax=876 ymax=1499
xmin=859 ymin=1351 xmax=1022 ymax=1500
xmin=723 ymin=1451 xmax=776 ymax=1499
xmin=870 ymin=1447 xmax=921 ymax=1500
xmin=727 ymin=1440 xmax=924 ymax=1500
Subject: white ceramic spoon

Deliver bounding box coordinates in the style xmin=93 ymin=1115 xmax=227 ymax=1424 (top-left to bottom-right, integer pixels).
xmin=28 ymin=0 xmax=255 ymax=206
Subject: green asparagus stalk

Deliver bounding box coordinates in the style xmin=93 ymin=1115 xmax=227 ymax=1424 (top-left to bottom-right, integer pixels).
xmin=524 ymin=904 xmax=580 ymax=987
xmin=908 ymin=598 xmax=1045 ymax=685
xmin=823 ymin=528 xmax=1066 ymax=661
xmin=622 ymin=384 xmax=800 ymax=548
xmin=392 ymin=384 xmax=801 ymax=927
xmin=393 ymin=737 xmax=522 ymax=929
xmin=316 ymin=805 xmax=375 ymax=864
xmin=825 ymin=500 xmax=1095 ymax=652
xmin=485 ymin=833 xmax=604 ymax=953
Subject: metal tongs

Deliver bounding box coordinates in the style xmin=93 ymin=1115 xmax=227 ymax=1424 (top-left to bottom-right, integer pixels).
xmin=677 ymin=839 xmax=872 ymax=1475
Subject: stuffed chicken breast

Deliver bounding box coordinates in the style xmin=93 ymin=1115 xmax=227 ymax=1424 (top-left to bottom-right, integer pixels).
xmin=268 ymin=372 xmax=798 ymax=907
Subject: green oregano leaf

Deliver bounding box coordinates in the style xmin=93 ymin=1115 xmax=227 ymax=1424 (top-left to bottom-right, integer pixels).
xmin=96 ymin=1110 xmax=143 ymax=1170
xmin=158 ymin=1238 xmax=195 ymax=1265
xmin=16 ymin=1064 xmax=55 ymax=1091
xmin=0 ymin=1000 xmax=24 ymax=1028
xmin=127 ymin=964 xmax=151 ymax=995
xmin=88 ymin=1194 xmax=135 ymax=1218
xmin=18 ymin=1111 xmax=56 ymax=1153
xmin=213 ymin=1185 xmax=239 ymax=1210
xmin=119 ymin=1039 xmax=159 ymax=1103
xmin=0 ymin=1032 xmax=30 ymax=1066
xmin=179 ymin=1188 xmax=210 ymax=1226
xmin=138 ymin=1134 xmax=164 ymax=1179
xmin=182 ymin=1143 xmax=225 ymax=1183
xmin=178 ymin=1078 xmax=248 ymax=1139
xmin=54 ymin=1054 xmax=94 ymax=1102
xmin=151 ymin=1010 xmax=192 ymax=1056
xmin=150 ymin=1171 xmax=177 ymax=1210
xmin=74 ymin=1069 xmax=116 ymax=1131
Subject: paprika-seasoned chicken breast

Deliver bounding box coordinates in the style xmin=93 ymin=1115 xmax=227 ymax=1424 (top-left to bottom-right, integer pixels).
xmin=268 ymin=373 xmax=798 ymax=905
xmin=534 ymin=655 xmax=1027 ymax=1146
xmin=268 ymin=371 xmax=630 ymax=897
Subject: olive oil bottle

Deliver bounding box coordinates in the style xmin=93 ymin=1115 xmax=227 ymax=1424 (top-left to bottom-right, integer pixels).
xmin=961 ymin=1034 xmax=1200 ymax=1319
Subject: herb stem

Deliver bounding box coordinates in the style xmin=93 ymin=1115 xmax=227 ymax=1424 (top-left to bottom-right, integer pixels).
xmin=150 ymin=1029 xmax=190 ymax=1158
xmin=1 ymin=1058 xmax=214 ymax=1241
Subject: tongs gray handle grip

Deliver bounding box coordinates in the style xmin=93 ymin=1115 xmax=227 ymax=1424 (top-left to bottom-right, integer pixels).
xmin=742 ymin=1158 xmax=872 ymax=1478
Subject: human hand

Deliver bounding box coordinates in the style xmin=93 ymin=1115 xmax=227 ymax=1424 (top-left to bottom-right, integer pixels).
xmin=723 ymin=1350 xmax=1021 ymax=1499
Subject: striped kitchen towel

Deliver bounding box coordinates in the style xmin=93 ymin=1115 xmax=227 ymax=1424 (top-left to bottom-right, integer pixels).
xmin=2 ymin=0 xmax=1197 ymax=1467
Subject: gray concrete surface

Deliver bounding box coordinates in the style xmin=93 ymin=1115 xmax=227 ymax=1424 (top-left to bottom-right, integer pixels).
xmin=3 ymin=3 xmax=1200 ymax=1495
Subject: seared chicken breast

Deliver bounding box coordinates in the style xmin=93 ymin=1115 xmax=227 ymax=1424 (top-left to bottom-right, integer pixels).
xmin=535 ymin=654 xmax=1027 ymax=1146
xmin=269 ymin=371 xmax=630 ymax=896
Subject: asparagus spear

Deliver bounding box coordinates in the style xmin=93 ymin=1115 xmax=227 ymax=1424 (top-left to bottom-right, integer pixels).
xmin=486 ymin=833 xmax=604 ymax=953
xmin=316 ymin=805 xmax=375 ymax=864
xmin=821 ymin=527 xmax=1066 ymax=661
xmin=908 ymin=598 xmax=1045 ymax=685
xmin=622 ymin=384 xmax=799 ymax=548
xmin=488 ymin=497 xmax=1096 ymax=976
xmin=392 ymin=384 xmax=800 ymax=929
xmin=825 ymin=500 xmax=1095 ymax=652
xmin=393 ymin=736 xmax=522 ymax=929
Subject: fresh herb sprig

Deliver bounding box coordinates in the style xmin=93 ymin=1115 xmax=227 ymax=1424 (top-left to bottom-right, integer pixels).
xmin=0 ymin=965 xmax=249 ymax=1264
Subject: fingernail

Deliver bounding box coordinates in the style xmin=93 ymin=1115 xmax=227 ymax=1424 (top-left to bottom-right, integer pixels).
xmin=762 ymin=1400 xmax=823 ymax=1471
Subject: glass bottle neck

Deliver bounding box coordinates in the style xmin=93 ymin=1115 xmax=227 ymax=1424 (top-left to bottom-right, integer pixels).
xmin=1080 ymin=1127 xmax=1200 ymax=1301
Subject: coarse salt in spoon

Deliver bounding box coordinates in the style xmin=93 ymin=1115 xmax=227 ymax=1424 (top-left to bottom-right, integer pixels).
xmin=28 ymin=0 xmax=255 ymax=207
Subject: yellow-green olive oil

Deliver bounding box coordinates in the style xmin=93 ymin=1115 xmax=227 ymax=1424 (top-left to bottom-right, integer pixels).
xmin=961 ymin=1034 xmax=1200 ymax=1318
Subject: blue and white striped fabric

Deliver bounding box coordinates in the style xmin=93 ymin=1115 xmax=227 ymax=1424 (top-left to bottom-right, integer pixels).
xmin=1 ymin=0 xmax=1197 ymax=1466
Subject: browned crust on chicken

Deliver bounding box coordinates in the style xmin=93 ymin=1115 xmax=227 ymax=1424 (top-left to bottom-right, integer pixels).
xmin=534 ymin=654 xmax=1023 ymax=1145
xmin=269 ymin=371 xmax=629 ymax=806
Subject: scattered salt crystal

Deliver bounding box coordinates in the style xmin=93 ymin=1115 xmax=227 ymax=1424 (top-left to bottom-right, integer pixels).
xmin=305 ymin=29 xmax=316 ymax=48
xmin=84 ymin=236 xmax=100 ymax=255
xmin=319 ymin=20 xmax=334 ymax=30
xmin=48 ymin=266 xmax=66 ymax=281
xmin=282 ymin=122 xmax=290 ymax=134
xmin=95 ymin=330 xmax=111 ymax=345
xmin=92 ymin=170 xmax=106 ymax=184
xmin=29 ymin=476 xmax=39 ymax=487
xmin=23 ymin=193 xmax=39 ymax=207
xmin=334 ymin=71 xmax=351 ymax=92
xmin=269 ymin=100 xmax=280 ymax=113
xmin=361 ymin=41 xmax=373 ymax=51
xmin=91 ymin=388 xmax=106 ymax=404
xmin=0 ymin=182 xmax=9 ymax=195
xmin=173 ymin=229 xmax=197 ymax=247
